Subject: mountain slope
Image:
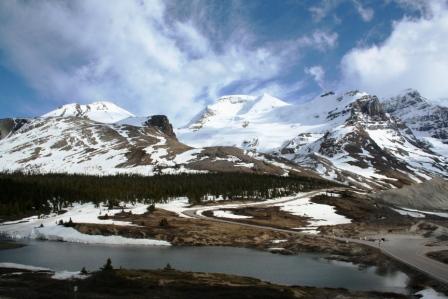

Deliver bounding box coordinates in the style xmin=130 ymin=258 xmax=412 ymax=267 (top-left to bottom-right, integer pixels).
xmin=383 ymin=89 xmax=448 ymax=157
xmin=42 ymin=101 xmax=135 ymax=123
xmin=179 ymin=91 xmax=448 ymax=189
xmin=0 ymin=108 xmax=314 ymax=178
xmin=178 ymin=94 xmax=294 ymax=151
xmin=282 ymin=93 xmax=447 ymax=189
xmin=373 ymin=178 xmax=448 ymax=211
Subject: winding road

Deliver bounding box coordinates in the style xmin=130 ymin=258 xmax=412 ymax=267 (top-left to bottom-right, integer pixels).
xmin=341 ymin=235 xmax=448 ymax=285
xmin=181 ymin=190 xmax=448 ymax=285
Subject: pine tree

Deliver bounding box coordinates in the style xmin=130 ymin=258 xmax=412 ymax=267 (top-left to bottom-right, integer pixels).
xmin=101 ymin=258 xmax=113 ymax=271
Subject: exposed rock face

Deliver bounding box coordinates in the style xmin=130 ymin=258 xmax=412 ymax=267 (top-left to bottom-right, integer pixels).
xmin=0 ymin=118 xmax=30 ymax=140
xmin=350 ymin=96 xmax=386 ymax=120
xmin=279 ymin=91 xmax=447 ymax=190
xmin=145 ymin=115 xmax=176 ymax=138
xmin=383 ymin=89 xmax=448 ymax=156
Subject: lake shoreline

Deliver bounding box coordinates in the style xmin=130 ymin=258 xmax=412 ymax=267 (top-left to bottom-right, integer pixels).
xmin=0 ymin=264 xmax=410 ymax=299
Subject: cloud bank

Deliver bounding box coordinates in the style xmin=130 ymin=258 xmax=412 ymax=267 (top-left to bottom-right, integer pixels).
xmin=341 ymin=0 xmax=448 ymax=102
xmin=0 ymin=0 xmax=318 ymax=124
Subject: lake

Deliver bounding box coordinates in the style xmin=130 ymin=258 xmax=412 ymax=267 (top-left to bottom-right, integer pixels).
xmin=0 ymin=240 xmax=409 ymax=294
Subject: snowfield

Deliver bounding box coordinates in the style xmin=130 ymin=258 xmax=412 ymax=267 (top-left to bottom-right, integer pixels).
xmin=272 ymin=195 xmax=351 ymax=231
xmin=42 ymin=101 xmax=135 ymax=123
xmin=0 ymin=202 xmax=171 ymax=246
xmin=31 ymin=225 xmax=170 ymax=246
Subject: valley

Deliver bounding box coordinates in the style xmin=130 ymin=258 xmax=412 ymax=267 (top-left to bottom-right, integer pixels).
xmin=1 ymin=90 xmax=448 ymax=298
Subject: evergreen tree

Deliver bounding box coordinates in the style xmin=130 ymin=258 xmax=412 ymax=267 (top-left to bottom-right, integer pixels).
xmin=101 ymin=258 xmax=113 ymax=271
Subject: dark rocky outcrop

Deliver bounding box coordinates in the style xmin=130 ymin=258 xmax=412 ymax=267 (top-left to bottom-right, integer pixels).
xmin=0 ymin=118 xmax=30 ymax=140
xmin=352 ymin=96 xmax=386 ymax=119
xmin=145 ymin=115 xmax=176 ymax=138
xmin=383 ymin=89 xmax=448 ymax=148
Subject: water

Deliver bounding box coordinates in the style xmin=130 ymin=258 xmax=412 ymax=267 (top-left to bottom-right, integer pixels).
xmin=0 ymin=240 xmax=409 ymax=293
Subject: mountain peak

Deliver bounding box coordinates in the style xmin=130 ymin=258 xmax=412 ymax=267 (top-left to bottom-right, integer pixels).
xmin=42 ymin=101 xmax=135 ymax=123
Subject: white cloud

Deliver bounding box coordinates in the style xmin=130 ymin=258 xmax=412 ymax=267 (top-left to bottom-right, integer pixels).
xmin=0 ymin=0 xmax=296 ymax=125
xmin=309 ymin=0 xmax=337 ymax=22
xmin=305 ymin=66 xmax=326 ymax=89
xmin=390 ymin=0 xmax=446 ymax=17
xmin=309 ymin=0 xmax=374 ymax=22
xmin=297 ymin=30 xmax=338 ymax=51
xmin=352 ymin=0 xmax=374 ymax=22
xmin=341 ymin=0 xmax=448 ymax=102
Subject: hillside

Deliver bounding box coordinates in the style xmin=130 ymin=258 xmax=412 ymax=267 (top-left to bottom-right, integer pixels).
xmin=373 ymin=178 xmax=448 ymax=211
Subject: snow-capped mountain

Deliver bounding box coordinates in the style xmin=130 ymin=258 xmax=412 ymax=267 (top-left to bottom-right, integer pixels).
xmin=383 ymin=89 xmax=448 ymax=157
xmin=0 ymin=104 xmax=310 ymax=177
xmin=2 ymin=91 xmax=447 ymax=190
xmin=41 ymin=101 xmax=135 ymax=123
xmin=178 ymin=91 xmax=448 ymax=189
xmin=178 ymin=93 xmax=297 ymax=151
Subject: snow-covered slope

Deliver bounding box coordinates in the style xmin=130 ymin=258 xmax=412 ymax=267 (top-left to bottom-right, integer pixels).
xmin=282 ymin=92 xmax=447 ymax=189
xmin=0 ymin=103 xmax=311 ymax=177
xmin=42 ymin=101 xmax=135 ymax=123
xmin=383 ymin=89 xmax=448 ymax=157
xmin=178 ymin=94 xmax=293 ymax=151
xmin=3 ymin=93 xmax=447 ymax=190
xmin=178 ymin=91 xmax=448 ymax=189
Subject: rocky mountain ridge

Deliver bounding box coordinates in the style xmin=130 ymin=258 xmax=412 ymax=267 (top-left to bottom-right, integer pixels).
xmin=178 ymin=90 xmax=448 ymax=189
xmin=1 ymin=90 xmax=447 ymax=190
xmin=0 ymin=105 xmax=313 ymax=178
xmin=383 ymin=89 xmax=448 ymax=156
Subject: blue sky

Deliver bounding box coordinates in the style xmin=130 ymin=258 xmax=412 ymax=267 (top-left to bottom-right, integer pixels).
xmin=0 ymin=0 xmax=447 ymax=125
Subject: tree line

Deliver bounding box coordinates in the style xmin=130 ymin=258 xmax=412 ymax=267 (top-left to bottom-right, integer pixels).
xmin=0 ymin=172 xmax=337 ymax=217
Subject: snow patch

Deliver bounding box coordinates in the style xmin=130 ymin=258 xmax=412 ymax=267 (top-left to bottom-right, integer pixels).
xmin=415 ymin=288 xmax=448 ymax=299
xmin=0 ymin=263 xmax=50 ymax=272
xmin=52 ymin=271 xmax=89 ymax=280
xmin=0 ymin=202 xmax=170 ymax=246
xmin=32 ymin=225 xmax=170 ymax=246
xmin=212 ymin=210 xmax=252 ymax=219
xmin=272 ymin=195 xmax=351 ymax=232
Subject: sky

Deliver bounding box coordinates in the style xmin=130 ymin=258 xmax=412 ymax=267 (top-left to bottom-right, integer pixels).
xmin=0 ymin=0 xmax=447 ymax=125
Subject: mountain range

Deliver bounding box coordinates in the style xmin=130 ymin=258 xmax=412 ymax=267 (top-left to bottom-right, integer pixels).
xmin=0 ymin=89 xmax=447 ymax=190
